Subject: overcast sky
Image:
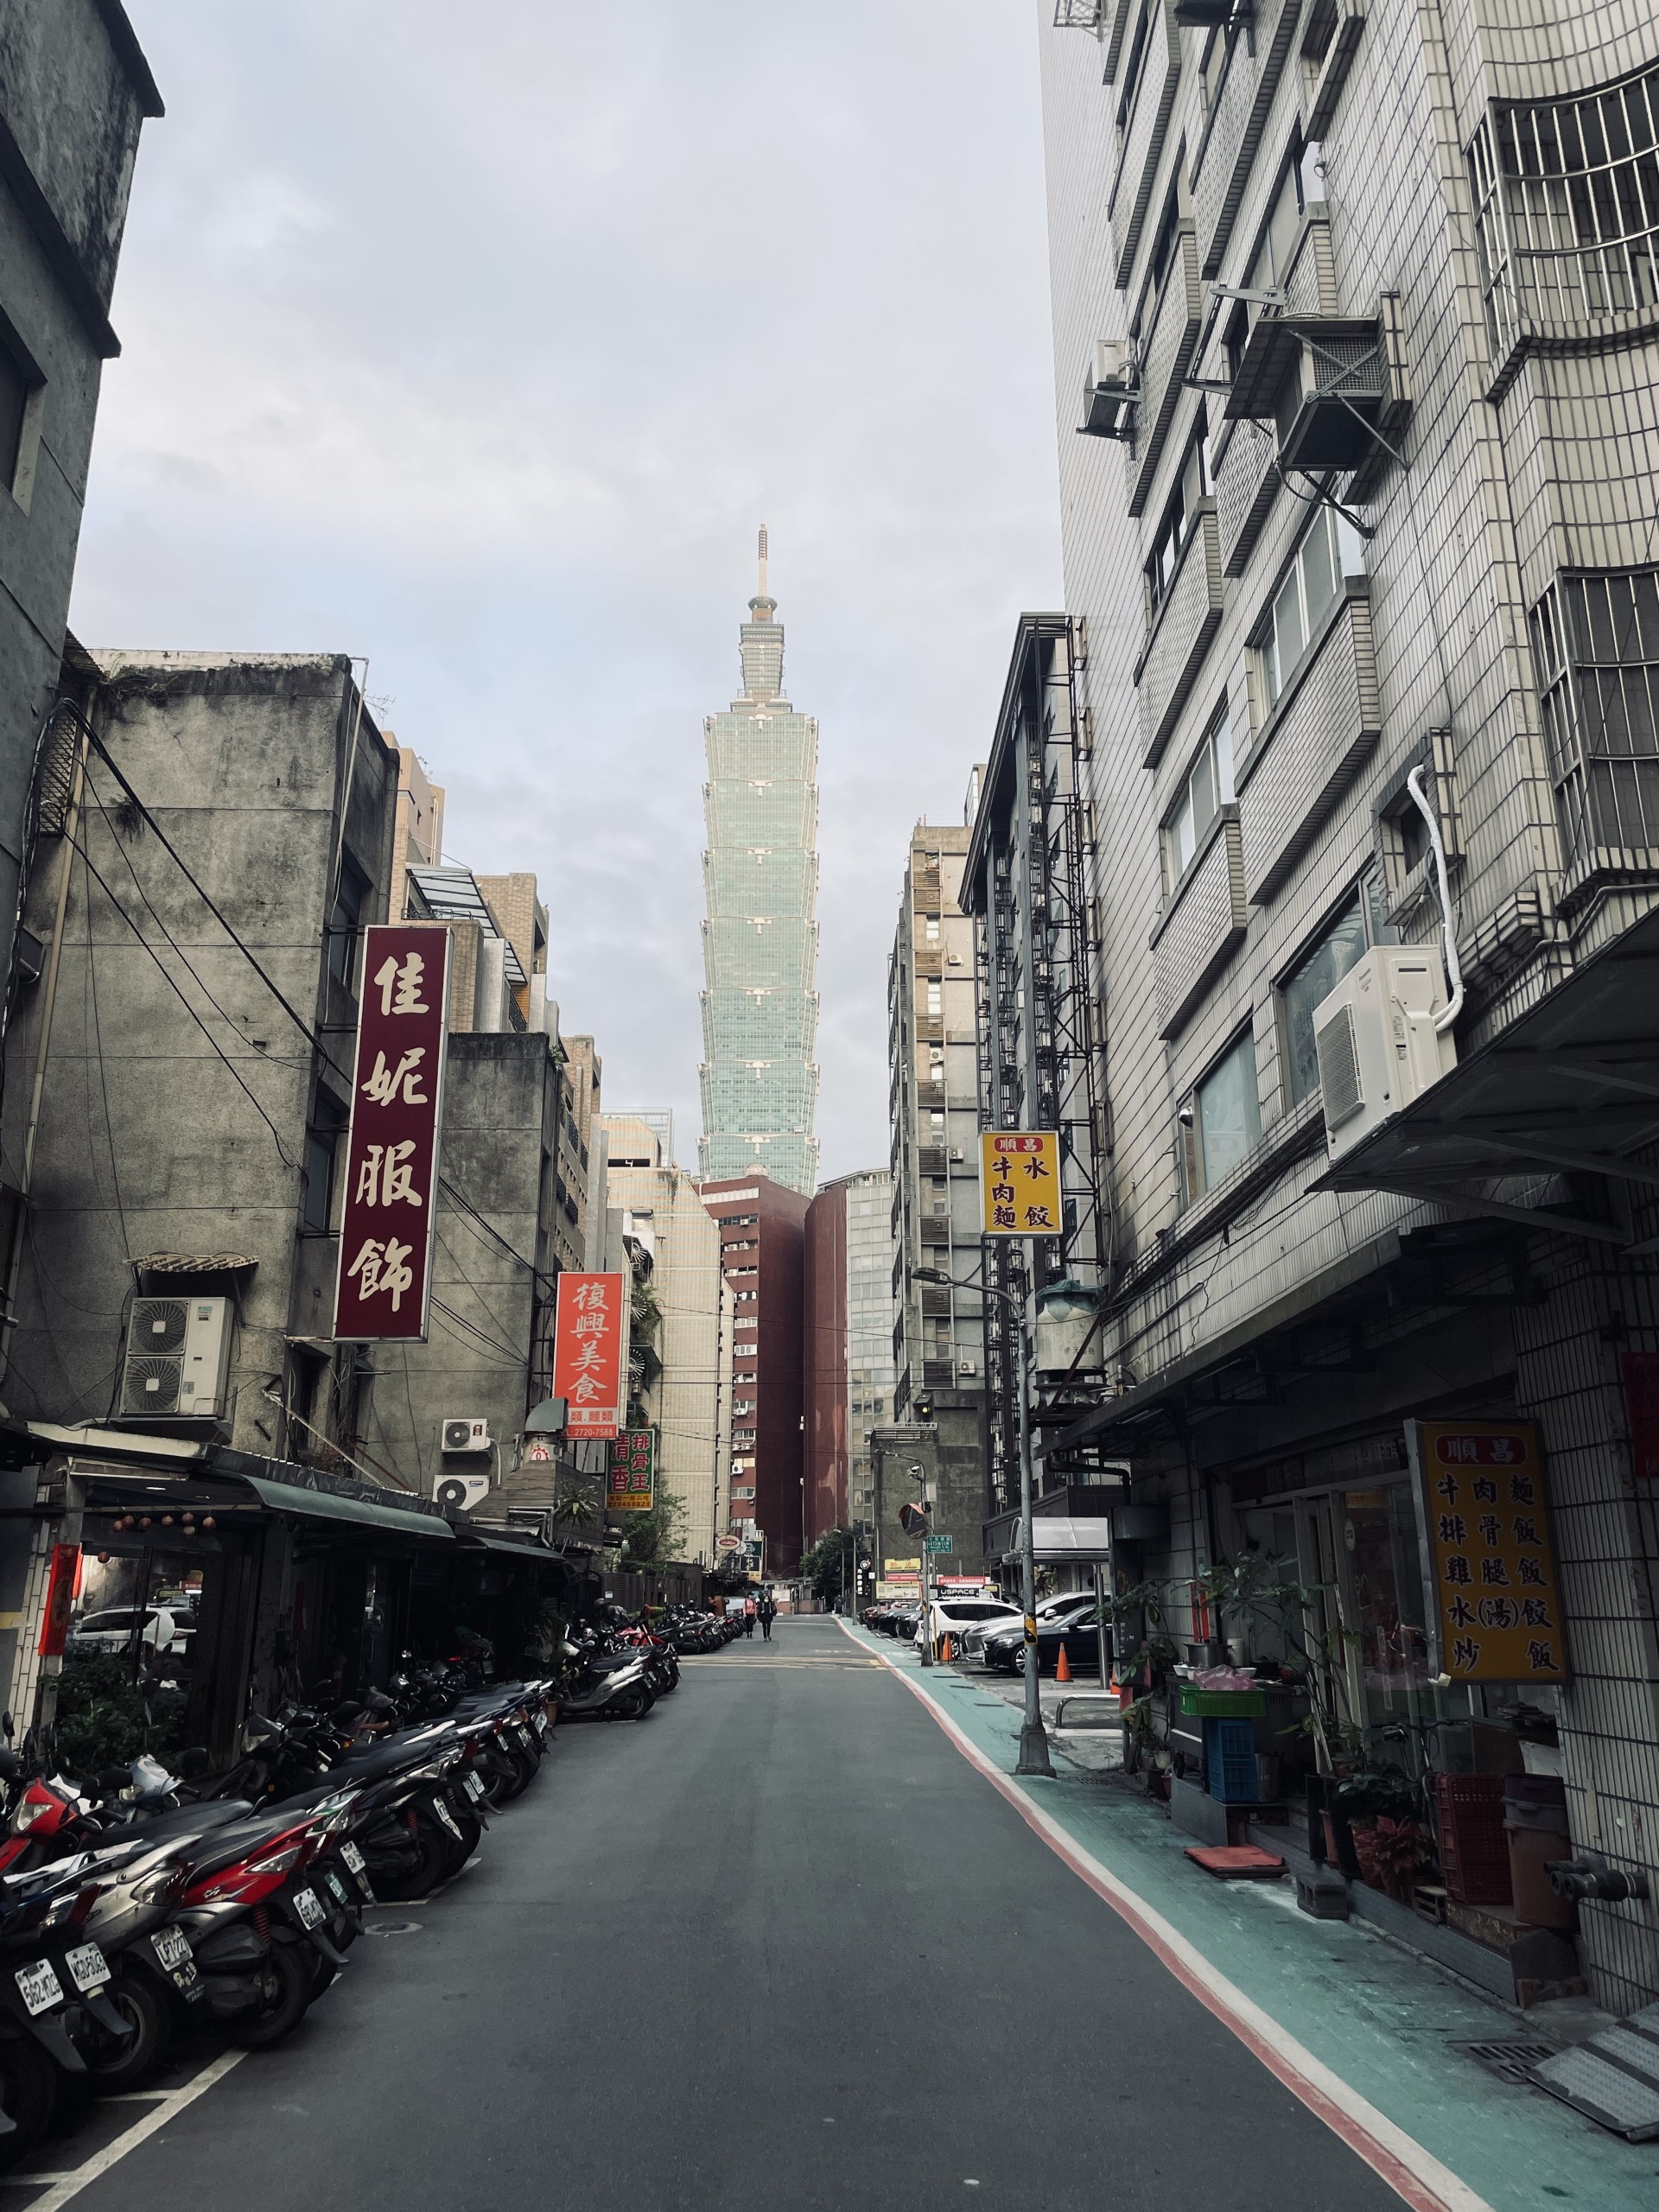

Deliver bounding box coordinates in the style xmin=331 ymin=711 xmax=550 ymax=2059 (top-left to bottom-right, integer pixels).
xmin=74 ymin=2 xmax=1063 ymax=1183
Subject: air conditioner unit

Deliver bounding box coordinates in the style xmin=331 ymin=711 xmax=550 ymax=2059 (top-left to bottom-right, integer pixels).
xmin=949 ymin=1147 xmax=965 ymax=1161
xmin=433 ymin=1471 xmax=491 ymax=1512
xmin=440 ymin=1416 xmax=493 ymax=1455
xmin=957 ymin=1359 xmax=978 ymax=1376
xmin=1079 ymin=338 xmax=1138 ymax=440
xmin=1313 ymin=945 xmax=1457 ymax=1163
xmin=119 ymin=1297 xmax=232 ymax=1421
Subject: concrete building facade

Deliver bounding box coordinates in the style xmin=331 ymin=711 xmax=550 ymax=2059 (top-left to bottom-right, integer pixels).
xmin=702 ymin=1170 xmax=809 ymax=1575
xmin=0 ymin=3 xmax=160 ymax=1003
xmin=697 ymin=532 xmax=821 ymax=1197
xmin=804 ymin=1168 xmax=897 ymax=1545
xmin=598 ymin=1114 xmax=734 ymax=1567
xmin=1028 ymin=0 xmax=1659 ymax=2012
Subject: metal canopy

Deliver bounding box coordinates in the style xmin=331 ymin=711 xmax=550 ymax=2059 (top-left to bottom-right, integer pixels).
xmin=243 ymin=1477 xmax=454 ymax=1541
xmin=1313 ymin=907 xmax=1659 ymax=1249
xmin=404 ymin=866 xmax=528 ymax=986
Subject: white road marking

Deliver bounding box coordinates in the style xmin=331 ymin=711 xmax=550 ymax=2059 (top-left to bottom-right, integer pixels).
xmin=5 ymin=2051 xmax=245 ymax=2210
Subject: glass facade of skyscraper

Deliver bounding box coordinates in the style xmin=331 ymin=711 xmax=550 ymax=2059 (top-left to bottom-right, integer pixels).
xmin=697 ymin=534 xmax=820 ymax=1195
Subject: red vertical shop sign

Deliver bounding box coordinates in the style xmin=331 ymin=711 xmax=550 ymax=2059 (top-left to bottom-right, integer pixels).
xmin=551 ymin=1273 xmax=629 ymax=1441
xmin=37 ymin=1545 xmax=79 ymax=1657
xmin=1623 ymin=1351 xmax=1659 ymax=1480
xmin=332 ymin=924 xmax=451 ymax=1341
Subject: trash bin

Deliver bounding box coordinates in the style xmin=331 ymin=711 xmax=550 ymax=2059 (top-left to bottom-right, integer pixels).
xmin=1503 ymin=1773 xmax=1575 ymax=1930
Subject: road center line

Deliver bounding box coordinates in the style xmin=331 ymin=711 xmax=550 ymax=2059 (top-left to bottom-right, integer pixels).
xmin=838 ymin=1620 xmax=1494 ymax=2212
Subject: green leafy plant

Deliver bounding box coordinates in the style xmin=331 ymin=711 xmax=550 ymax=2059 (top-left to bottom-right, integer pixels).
xmin=53 ymin=1655 xmax=189 ymax=1777
xmin=800 ymin=1526 xmax=856 ymax=1605
xmin=552 ymin=1478 xmax=603 ymax=1531
xmin=614 ymin=1485 xmax=688 ymax=1572
xmin=1199 ymin=1555 xmax=1360 ymax=1774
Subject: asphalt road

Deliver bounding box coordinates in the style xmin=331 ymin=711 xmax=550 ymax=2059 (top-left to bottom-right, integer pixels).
xmin=44 ymin=1618 xmax=1408 ymax=2211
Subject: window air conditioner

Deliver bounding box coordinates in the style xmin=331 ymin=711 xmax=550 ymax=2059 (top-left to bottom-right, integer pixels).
xmin=119 ymin=1297 xmax=232 ymax=1421
xmin=441 ymin=1417 xmax=493 ymax=1454
xmin=1313 ymin=946 xmax=1457 ymax=1163
xmin=433 ymin=1471 xmax=492 ymax=1511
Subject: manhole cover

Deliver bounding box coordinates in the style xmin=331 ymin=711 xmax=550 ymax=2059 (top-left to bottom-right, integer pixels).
xmin=364 ymin=1921 xmax=423 ymax=1937
xmin=1452 ymin=2040 xmax=1554 ymax=2084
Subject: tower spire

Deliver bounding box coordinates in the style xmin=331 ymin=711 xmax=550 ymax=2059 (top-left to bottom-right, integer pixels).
xmin=749 ymin=524 xmax=775 ymax=619
xmin=758 ymin=523 xmax=768 ymax=601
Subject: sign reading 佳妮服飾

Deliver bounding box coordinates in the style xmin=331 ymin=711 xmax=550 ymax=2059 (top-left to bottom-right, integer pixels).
xmin=333 ymin=925 xmax=451 ymax=1341
xmin=1407 ymin=1421 xmax=1568 ymax=1684
xmin=979 ymin=1131 xmax=1062 ymax=1237
xmin=551 ymin=1273 xmax=629 ymax=1441
xmin=607 ymin=1429 xmax=655 ymax=1511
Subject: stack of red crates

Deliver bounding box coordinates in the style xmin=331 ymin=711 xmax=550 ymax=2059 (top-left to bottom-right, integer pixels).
xmin=1434 ymin=1774 xmax=1513 ymax=1905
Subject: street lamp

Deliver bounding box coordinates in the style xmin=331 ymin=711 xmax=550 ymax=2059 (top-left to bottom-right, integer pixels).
xmin=914 ymin=1265 xmax=1053 ymax=1778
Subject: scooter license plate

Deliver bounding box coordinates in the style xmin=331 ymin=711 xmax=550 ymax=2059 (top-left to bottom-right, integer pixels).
xmin=323 ymin=1872 xmax=350 ymax=1908
xmin=291 ymin=1887 xmax=326 ymax=1930
xmin=433 ymin=1800 xmax=462 ymax=1841
xmin=150 ymin=1926 xmax=192 ymax=1973
xmin=15 ymin=1960 xmax=63 ymax=2017
xmin=64 ymin=1942 xmax=110 ymax=1993
xmin=531 ymin=1710 xmax=549 ymax=1737
xmin=462 ymin=1770 xmax=485 ymax=1802
xmin=514 ymin=1726 xmax=533 ymax=1749
xmin=340 ymin=1842 xmax=366 ymax=1876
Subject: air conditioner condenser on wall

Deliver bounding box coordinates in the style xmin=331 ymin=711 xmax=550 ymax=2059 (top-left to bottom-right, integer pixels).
xmin=441 ymin=1417 xmax=493 ymax=1454
xmin=433 ymin=1471 xmax=492 ymax=1512
xmin=1313 ymin=945 xmax=1457 ymax=1162
xmin=118 ymin=1297 xmax=232 ymax=1421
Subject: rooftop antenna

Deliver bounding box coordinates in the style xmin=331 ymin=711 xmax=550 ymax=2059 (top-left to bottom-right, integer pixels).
xmin=758 ymin=524 xmax=769 ymax=601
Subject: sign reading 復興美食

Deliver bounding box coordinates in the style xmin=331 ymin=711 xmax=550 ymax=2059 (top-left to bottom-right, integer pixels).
xmin=607 ymin=1429 xmax=655 ymax=1510
xmin=1406 ymin=1421 xmax=1568 ymax=1684
xmin=552 ymin=1274 xmax=629 ymax=1441
xmin=333 ymin=925 xmax=451 ymax=1341
xmin=979 ymin=1131 xmax=1061 ymax=1237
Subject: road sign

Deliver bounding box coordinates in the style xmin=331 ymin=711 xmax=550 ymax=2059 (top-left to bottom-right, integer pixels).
xmin=924 ymin=1534 xmax=954 ymax=1554
xmin=715 ymin=1534 xmax=742 ymax=1553
xmin=898 ymin=1502 xmax=930 ymax=1537
xmin=979 ymin=1130 xmax=1062 ymax=1237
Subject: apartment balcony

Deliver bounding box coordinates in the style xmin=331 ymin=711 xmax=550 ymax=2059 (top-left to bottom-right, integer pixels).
xmin=1126 ymin=226 xmax=1202 ymax=518
xmin=1191 ymin=0 xmax=1302 ymax=278
xmin=1109 ymin=1 xmax=1180 ymax=285
xmin=1236 ymin=584 xmax=1381 ymax=905
xmin=1136 ymin=507 xmax=1223 ymax=769
xmin=1151 ymin=811 xmax=1246 ymax=1037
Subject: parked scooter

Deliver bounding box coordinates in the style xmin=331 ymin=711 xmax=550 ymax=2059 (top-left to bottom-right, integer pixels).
xmin=555 ymin=1636 xmax=655 ymax=1721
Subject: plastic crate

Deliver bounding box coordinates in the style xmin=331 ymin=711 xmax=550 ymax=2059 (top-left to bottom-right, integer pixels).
xmin=1178 ymin=1685 xmax=1268 ymax=1718
xmin=1435 ymin=1773 xmax=1513 ymax=1905
xmin=1206 ymin=1718 xmax=1259 ymax=1802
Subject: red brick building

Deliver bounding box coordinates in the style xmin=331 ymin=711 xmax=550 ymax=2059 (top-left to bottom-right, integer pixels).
xmin=701 ymin=1172 xmax=808 ymax=1576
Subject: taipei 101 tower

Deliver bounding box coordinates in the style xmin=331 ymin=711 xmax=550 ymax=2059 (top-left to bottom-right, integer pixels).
xmin=697 ymin=529 xmax=821 ymax=1195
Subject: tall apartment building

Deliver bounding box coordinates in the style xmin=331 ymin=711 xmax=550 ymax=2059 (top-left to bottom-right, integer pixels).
xmin=888 ymin=823 xmax=988 ymax=1555
xmin=697 ymin=531 xmax=821 ymax=1197
xmin=597 ymin=1116 xmax=732 ymax=1567
xmin=0 ymin=3 xmax=160 ymax=1000
xmin=1031 ymin=3 xmax=1659 ymax=2012
xmin=701 ymin=1171 xmax=809 ymax=1575
xmin=804 ymin=1169 xmax=897 ymax=1542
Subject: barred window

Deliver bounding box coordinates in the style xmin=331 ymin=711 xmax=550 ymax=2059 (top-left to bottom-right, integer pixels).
xmin=1530 ymin=570 xmax=1659 ymax=856
xmin=1470 ymin=66 xmax=1659 ymax=359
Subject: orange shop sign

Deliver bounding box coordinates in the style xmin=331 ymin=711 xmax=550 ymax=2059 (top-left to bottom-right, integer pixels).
xmin=551 ymin=1272 xmax=630 ymax=1440
xmin=1406 ymin=1420 xmax=1568 ymax=1684
xmin=978 ymin=1130 xmax=1061 ymax=1237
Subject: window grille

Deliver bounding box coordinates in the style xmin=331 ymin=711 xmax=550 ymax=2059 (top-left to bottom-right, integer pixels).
xmin=1530 ymin=570 xmax=1659 ymax=858
xmin=1470 ymin=68 xmax=1659 ymax=361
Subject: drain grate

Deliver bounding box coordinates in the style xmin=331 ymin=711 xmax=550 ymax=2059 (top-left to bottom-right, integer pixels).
xmin=1452 ymin=2041 xmax=1554 ymax=2085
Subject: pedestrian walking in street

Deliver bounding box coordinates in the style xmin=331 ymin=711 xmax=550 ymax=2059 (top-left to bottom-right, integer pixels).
xmin=759 ymin=1590 xmax=777 ymax=1642
xmin=743 ymin=1595 xmax=757 ymax=1638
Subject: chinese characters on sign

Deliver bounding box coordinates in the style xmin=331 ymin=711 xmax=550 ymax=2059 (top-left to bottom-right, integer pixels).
xmin=606 ymin=1429 xmax=656 ymax=1511
xmin=551 ymin=1272 xmax=629 ymax=1441
xmin=1407 ymin=1421 xmax=1568 ymax=1683
xmin=332 ymin=925 xmax=451 ymax=1341
xmin=978 ymin=1130 xmax=1062 ymax=1237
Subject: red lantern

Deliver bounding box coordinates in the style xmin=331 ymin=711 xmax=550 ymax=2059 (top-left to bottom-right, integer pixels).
xmin=161 ymin=1516 xmax=174 ymax=1529
xmin=137 ymin=1516 xmax=151 ymax=1531
xmin=96 ymin=1551 xmax=111 ymax=1565
xmin=201 ymin=1516 xmax=216 ymax=1531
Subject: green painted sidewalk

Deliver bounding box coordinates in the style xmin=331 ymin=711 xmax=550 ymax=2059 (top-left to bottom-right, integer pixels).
xmin=840 ymin=1620 xmax=1658 ymax=2212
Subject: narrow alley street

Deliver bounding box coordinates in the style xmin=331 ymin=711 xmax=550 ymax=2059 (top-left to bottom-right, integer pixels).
xmin=0 ymin=1619 xmax=1406 ymax=2212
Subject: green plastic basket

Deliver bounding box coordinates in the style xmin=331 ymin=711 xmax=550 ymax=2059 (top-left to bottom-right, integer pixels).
xmin=1178 ymin=1685 xmax=1268 ymax=1718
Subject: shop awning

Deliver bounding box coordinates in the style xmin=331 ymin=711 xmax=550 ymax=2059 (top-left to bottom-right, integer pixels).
xmin=1313 ymin=906 xmax=1659 ymax=1248
xmin=454 ymin=1529 xmax=559 ymax=1561
xmin=243 ymin=1478 xmax=454 ymax=1541
xmin=1009 ymin=1518 xmax=1116 ymax=1563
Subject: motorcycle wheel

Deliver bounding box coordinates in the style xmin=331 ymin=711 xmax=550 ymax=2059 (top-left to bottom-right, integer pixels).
xmin=85 ymin=1974 xmax=172 ymax=2094
xmin=499 ymin=1751 xmax=537 ymax=1800
xmin=304 ymin=1951 xmax=339 ymax=2001
xmin=0 ymin=2037 xmax=57 ymax=2166
xmin=607 ymin=1685 xmax=654 ymax=1721
xmin=372 ymin=1820 xmax=448 ymax=1902
xmin=442 ymin=1811 xmax=480 ymax=1873
xmin=222 ymin=1941 xmax=311 ymax=2050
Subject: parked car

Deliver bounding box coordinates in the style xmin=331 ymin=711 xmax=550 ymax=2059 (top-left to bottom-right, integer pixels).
xmin=66 ymin=1607 xmax=188 ymax=1661
xmin=977 ymin=1593 xmax=1106 ymax=1673
xmin=912 ymin=1599 xmax=1020 ymax=1653
xmin=960 ymin=1590 xmax=1094 ymax=1663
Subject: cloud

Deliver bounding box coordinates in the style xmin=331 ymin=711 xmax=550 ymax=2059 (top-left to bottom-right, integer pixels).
xmin=79 ymin=0 xmax=1062 ymax=1179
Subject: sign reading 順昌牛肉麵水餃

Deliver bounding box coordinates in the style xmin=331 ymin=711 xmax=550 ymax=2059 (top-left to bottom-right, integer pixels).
xmin=1406 ymin=1421 xmax=1568 ymax=1684
xmin=333 ymin=925 xmax=451 ymax=1341
xmin=979 ymin=1131 xmax=1061 ymax=1237
xmin=607 ymin=1429 xmax=655 ymax=1510
xmin=552 ymin=1273 xmax=629 ymax=1441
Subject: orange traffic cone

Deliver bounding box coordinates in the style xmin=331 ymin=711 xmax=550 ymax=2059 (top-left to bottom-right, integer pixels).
xmin=939 ymin=1633 xmax=954 ymax=1662
xmin=1055 ymin=1641 xmax=1072 ymax=1684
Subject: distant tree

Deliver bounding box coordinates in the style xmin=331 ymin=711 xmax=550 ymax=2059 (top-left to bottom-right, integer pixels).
xmin=800 ymin=1525 xmax=855 ymax=1606
xmin=616 ymin=1485 xmax=688 ymax=1572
